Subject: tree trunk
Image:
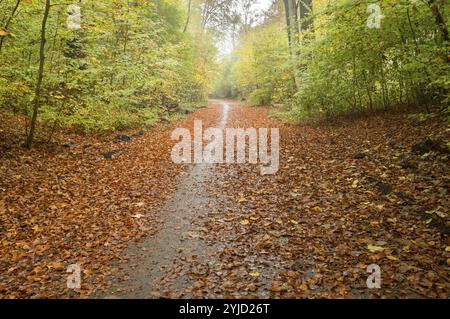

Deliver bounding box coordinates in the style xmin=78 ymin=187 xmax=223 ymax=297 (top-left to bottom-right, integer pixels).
xmin=428 ymin=0 xmax=449 ymax=43
xmin=183 ymin=0 xmax=192 ymax=33
xmin=299 ymin=0 xmax=313 ymax=31
xmin=283 ymin=0 xmax=301 ymax=89
xmin=26 ymin=0 xmax=51 ymax=149
xmin=283 ymin=0 xmax=292 ymax=45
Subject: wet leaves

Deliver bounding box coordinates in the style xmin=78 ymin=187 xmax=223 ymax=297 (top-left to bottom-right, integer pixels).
xmin=186 ymin=104 xmax=449 ymax=299
xmin=1 ymin=102 xmax=449 ymax=299
xmin=0 ymin=118 xmax=186 ymax=298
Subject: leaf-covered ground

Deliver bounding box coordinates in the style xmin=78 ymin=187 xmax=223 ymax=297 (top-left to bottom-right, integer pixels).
xmin=186 ymin=104 xmax=449 ymax=298
xmin=0 ymin=101 xmax=448 ymax=298
xmin=0 ymin=114 xmax=190 ymax=298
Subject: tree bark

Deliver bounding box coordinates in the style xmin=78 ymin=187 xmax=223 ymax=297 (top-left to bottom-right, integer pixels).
xmin=26 ymin=0 xmax=51 ymax=149
xmin=428 ymin=0 xmax=449 ymax=43
xmin=299 ymin=0 xmax=313 ymax=31
xmin=283 ymin=0 xmax=292 ymax=46
xmin=183 ymin=0 xmax=192 ymax=33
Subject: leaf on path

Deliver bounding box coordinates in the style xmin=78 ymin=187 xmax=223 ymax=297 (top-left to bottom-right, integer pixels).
xmin=368 ymin=244 xmax=385 ymax=253
xmin=386 ymin=255 xmax=398 ymax=261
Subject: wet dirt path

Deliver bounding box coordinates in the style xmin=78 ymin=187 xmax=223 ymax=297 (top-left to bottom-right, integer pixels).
xmin=105 ymin=100 xmax=231 ymax=298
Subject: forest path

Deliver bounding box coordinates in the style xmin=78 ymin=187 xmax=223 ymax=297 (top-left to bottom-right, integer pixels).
xmin=2 ymin=101 xmax=447 ymax=299
xmin=105 ymin=101 xmax=232 ymax=298
xmin=103 ymin=100 xmax=448 ymax=299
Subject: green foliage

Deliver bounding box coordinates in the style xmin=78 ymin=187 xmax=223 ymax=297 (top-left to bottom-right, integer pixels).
xmin=212 ymin=55 xmax=237 ymax=99
xmin=289 ymin=0 xmax=450 ymax=119
xmin=224 ymin=21 xmax=295 ymax=105
xmin=0 ymin=0 xmax=216 ymax=133
xmin=220 ymin=0 xmax=449 ymax=119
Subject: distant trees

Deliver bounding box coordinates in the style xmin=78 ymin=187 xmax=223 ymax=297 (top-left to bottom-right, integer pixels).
xmin=225 ymin=0 xmax=449 ymax=120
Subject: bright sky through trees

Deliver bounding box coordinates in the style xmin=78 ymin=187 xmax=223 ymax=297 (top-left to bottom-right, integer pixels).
xmin=219 ymin=0 xmax=274 ymax=53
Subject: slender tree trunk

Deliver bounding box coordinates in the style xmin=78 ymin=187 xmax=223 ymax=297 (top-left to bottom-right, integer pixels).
xmin=299 ymin=0 xmax=313 ymax=31
xmin=283 ymin=0 xmax=301 ymax=89
xmin=428 ymin=0 xmax=449 ymax=43
xmin=283 ymin=0 xmax=292 ymax=46
xmin=379 ymin=59 xmax=389 ymax=110
xmin=26 ymin=0 xmax=51 ymax=149
xmin=0 ymin=0 xmax=22 ymax=52
xmin=183 ymin=0 xmax=192 ymax=33
xmin=288 ymin=0 xmax=299 ymax=43
xmin=427 ymin=0 xmax=449 ymax=64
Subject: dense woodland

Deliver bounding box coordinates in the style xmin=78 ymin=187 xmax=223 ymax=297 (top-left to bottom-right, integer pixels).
xmin=214 ymin=0 xmax=449 ymax=118
xmin=0 ymin=1 xmax=449 ymax=299
xmin=0 ymin=0 xmax=449 ymax=147
xmin=1 ymin=0 xmax=219 ymax=147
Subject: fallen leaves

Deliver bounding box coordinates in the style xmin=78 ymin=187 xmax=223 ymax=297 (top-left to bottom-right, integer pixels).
xmin=1 ymin=101 xmax=449 ymax=299
xmin=0 ymin=113 xmax=188 ymax=298
xmin=386 ymin=255 xmax=398 ymax=261
xmin=190 ymin=104 xmax=448 ymax=299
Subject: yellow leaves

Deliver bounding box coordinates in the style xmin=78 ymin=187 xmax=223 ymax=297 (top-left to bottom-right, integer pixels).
xmin=32 ymin=225 xmax=42 ymax=233
xmin=276 ymin=219 xmax=283 ymax=225
xmin=47 ymin=262 xmax=65 ymax=271
xmin=312 ymin=206 xmax=322 ymax=213
xmin=26 ymin=266 xmax=46 ymax=283
xmin=249 ymin=272 xmax=260 ymax=277
xmin=238 ymin=194 xmax=246 ymax=203
xmin=290 ymin=219 xmax=298 ymax=225
xmin=387 ymin=218 xmax=397 ymax=223
xmin=26 ymin=275 xmax=42 ymax=283
xmin=240 ymin=219 xmax=250 ymax=226
xmin=0 ymin=200 xmax=4 ymax=214
xmin=16 ymin=241 xmax=30 ymax=251
xmin=268 ymin=282 xmax=285 ymax=292
xmin=434 ymin=211 xmax=447 ymax=218
xmin=367 ymin=244 xmax=385 ymax=253
xmin=298 ymin=282 xmax=309 ymax=292
xmin=445 ymin=246 xmax=450 ymax=252
xmin=351 ymin=180 xmax=359 ymax=188
xmin=0 ymin=28 xmax=10 ymax=37
xmin=184 ymin=231 xmax=199 ymax=239
xmin=386 ymin=255 xmax=398 ymax=261
xmin=426 ymin=208 xmax=447 ymax=219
